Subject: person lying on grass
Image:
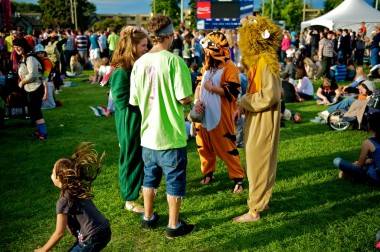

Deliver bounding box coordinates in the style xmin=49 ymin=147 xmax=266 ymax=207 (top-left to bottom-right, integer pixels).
xmin=35 ymin=142 xmax=111 ymax=252
xmin=333 ymin=112 xmax=380 ymax=185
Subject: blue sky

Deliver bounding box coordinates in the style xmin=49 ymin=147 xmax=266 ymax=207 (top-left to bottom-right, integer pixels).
xmin=13 ymin=0 xmax=374 ymax=14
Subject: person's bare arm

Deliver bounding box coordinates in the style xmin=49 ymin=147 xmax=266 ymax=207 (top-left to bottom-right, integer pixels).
xmin=356 ymin=140 xmax=372 ymax=167
xmin=34 ymin=214 xmax=67 ymax=252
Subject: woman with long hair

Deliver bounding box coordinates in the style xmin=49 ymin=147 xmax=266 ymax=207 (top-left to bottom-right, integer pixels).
xmin=109 ymin=26 xmax=149 ymax=213
xmin=13 ymin=37 xmax=48 ymax=140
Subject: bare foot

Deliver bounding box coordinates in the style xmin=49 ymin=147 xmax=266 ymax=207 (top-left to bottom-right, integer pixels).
xmin=200 ymin=173 xmax=214 ymax=185
xmin=232 ymin=182 xmax=243 ymax=194
xmin=233 ymin=212 xmax=260 ymax=223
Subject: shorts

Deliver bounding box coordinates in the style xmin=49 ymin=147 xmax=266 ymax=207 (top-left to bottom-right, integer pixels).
xmin=142 ymin=147 xmax=187 ymax=197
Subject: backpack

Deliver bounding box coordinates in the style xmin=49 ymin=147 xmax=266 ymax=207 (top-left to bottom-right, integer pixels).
xmin=26 ymin=53 xmax=53 ymax=80
xmin=45 ymin=41 xmax=60 ymax=65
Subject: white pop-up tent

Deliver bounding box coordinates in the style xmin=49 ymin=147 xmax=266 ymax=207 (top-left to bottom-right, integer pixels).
xmin=301 ymin=0 xmax=380 ymax=33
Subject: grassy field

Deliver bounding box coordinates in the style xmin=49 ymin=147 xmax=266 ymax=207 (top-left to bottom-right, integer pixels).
xmin=0 ymin=74 xmax=379 ymax=252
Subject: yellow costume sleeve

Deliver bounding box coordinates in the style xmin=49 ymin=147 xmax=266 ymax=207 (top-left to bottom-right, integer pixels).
xmin=239 ymin=64 xmax=281 ymax=112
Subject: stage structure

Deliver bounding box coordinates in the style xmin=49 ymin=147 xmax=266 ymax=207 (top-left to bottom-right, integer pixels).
xmin=196 ymin=0 xmax=254 ymax=30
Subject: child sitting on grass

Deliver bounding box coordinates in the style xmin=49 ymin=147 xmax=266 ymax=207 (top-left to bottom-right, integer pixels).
xmin=98 ymin=57 xmax=112 ymax=86
xmin=35 ymin=142 xmax=111 ymax=252
xmin=333 ymin=112 xmax=380 ymax=185
xmin=89 ymin=58 xmax=102 ymax=84
xmin=66 ymin=52 xmax=83 ymax=77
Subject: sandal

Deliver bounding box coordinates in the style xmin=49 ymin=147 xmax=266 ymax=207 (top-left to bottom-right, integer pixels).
xmin=233 ymin=212 xmax=260 ymax=223
xmin=200 ymin=172 xmax=214 ymax=185
xmin=125 ymin=201 xmax=144 ymax=214
xmin=232 ymin=180 xmax=243 ymax=194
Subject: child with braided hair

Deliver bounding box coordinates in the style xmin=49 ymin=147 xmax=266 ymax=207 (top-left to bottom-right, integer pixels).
xmin=35 ymin=143 xmax=111 ymax=252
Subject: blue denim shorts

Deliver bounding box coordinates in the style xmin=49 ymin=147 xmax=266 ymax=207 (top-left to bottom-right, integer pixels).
xmin=142 ymin=147 xmax=187 ymax=197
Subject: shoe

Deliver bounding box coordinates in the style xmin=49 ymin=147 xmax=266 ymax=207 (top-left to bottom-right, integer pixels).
xmin=97 ymin=106 xmax=107 ymax=116
xmin=125 ymin=201 xmax=144 ymax=214
xmin=141 ymin=212 xmax=159 ymax=229
xmin=310 ymin=116 xmax=322 ymax=123
xmin=310 ymin=116 xmax=327 ymax=124
xmin=89 ymin=106 xmax=101 ymax=117
xmin=318 ymin=111 xmax=330 ymax=121
xmin=166 ymin=220 xmax=194 ymax=239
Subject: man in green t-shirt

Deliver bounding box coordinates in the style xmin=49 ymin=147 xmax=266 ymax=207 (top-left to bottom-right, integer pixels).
xmin=129 ymin=15 xmax=194 ymax=238
xmin=107 ymin=29 xmax=119 ymax=58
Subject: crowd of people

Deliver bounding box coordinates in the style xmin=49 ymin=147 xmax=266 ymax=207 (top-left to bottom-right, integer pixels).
xmin=0 ymin=13 xmax=379 ymax=252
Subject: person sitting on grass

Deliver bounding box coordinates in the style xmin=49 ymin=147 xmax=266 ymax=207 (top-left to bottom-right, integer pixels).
xmin=318 ymin=82 xmax=375 ymax=120
xmin=346 ymin=59 xmax=356 ymax=81
xmin=295 ymin=65 xmax=314 ymax=101
xmin=89 ymin=58 xmax=102 ymax=84
xmin=330 ymin=58 xmax=347 ymax=83
xmin=333 ymin=112 xmax=380 ymax=185
xmin=98 ymin=57 xmax=112 ymax=86
xmin=313 ymin=82 xmax=374 ymax=123
xmin=66 ymin=52 xmax=82 ymax=77
xmin=342 ymin=66 xmax=366 ymax=94
xmin=34 ymin=142 xmax=111 ymax=252
xmin=316 ymin=77 xmax=341 ymax=105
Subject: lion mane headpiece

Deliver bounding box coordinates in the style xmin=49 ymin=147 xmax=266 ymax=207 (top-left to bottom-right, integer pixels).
xmin=238 ymin=15 xmax=281 ymax=75
xmin=201 ymin=31 xmax=230 ymax=68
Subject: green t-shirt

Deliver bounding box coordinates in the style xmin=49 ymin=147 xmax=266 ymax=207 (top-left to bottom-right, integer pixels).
xmin=107 ymin=33 xmax=119 ymax=51
xmin=129 ymin=50 xmax=192 ymax=150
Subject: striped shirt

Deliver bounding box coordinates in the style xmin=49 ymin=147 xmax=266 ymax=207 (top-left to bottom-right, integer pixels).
xmin=75 ymin=35 xmax=88 ymax=51
xmin=319 ymin=38 xmax=334 ymax=58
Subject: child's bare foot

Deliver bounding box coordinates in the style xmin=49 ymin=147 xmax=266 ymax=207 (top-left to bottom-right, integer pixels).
xmin=233 ymin=212 xmax=260 ymax=223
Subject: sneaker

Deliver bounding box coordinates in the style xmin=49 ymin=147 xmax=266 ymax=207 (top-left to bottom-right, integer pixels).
xmin=89 ymin=106 xmax=101 ymax=117
xmin=318 ymin=110 xmax=330 ymax=121
xmin=166 ymin=220 xmax=194 ymax=239
xmin=141 ymin=212 xmax=159 ymax=229
xmin=310 ymin=116 xmax=322 ymax=123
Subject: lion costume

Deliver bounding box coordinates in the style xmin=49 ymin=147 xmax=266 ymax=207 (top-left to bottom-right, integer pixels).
xmin=194 ymin=31 xmax=245 ymax=189
xmin=237 ymin=16 xmax=282 ymax=218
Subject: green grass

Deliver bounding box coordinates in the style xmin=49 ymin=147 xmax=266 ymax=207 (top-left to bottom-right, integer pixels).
xmin=0 ymin=74 xmax=379 ymax=251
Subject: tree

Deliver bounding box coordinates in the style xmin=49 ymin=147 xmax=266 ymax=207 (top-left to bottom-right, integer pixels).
xmin=324 ymin=0 xmax=343 ymax=13
xmin=38 ymin=0 xmax=96 ymax=29
xmin=188 ymin=0 xmax=197 ymax=29
xmin=92 ymin=17 xmax=125 ymax=33
xmin=151 ymin=0 xmax=180 ymax=26
xmin=11 ymin=2 xmax=41 ymax=13
xmin=261 ymin=0 xmax=304 ymax=31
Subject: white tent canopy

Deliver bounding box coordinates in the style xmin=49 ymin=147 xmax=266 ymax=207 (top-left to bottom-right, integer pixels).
xmin=301 ymin=0 xmax=380 ymax=33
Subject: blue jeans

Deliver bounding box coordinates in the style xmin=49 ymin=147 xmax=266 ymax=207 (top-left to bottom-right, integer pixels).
xmin=371 ymin=47 xmax=379 ymax=67
xmin=142 ymin=147 xmax=187 ymax=197
xmin=70 ymin=227 xmax=111 ymax=252
xmin=333 ymin=157 xmax=380 ymax=184
xmin=327 ymin=96 xmax=355 ymax=113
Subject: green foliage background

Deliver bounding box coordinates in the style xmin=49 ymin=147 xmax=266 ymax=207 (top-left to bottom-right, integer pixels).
xmin=37 ymin=0 xmax=96 ymax=29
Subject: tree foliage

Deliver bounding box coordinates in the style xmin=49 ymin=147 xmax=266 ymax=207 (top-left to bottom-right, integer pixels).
xmin=38 ymin=0 xmax=96 ymax=29
xmin=324 ymin=0 xmax=343 ymax=13
xmin=92 ymin=17 xmax=125 ymax=33
xmin=11 ymin=2 xmax=41 ymax=13
xmin=151 ymin=0 xmax=180 ymax=26
xmin=261 ymin=0 xmax=304 ymax=31
xmin=188 ymin=0 xmax=197 ymax=29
